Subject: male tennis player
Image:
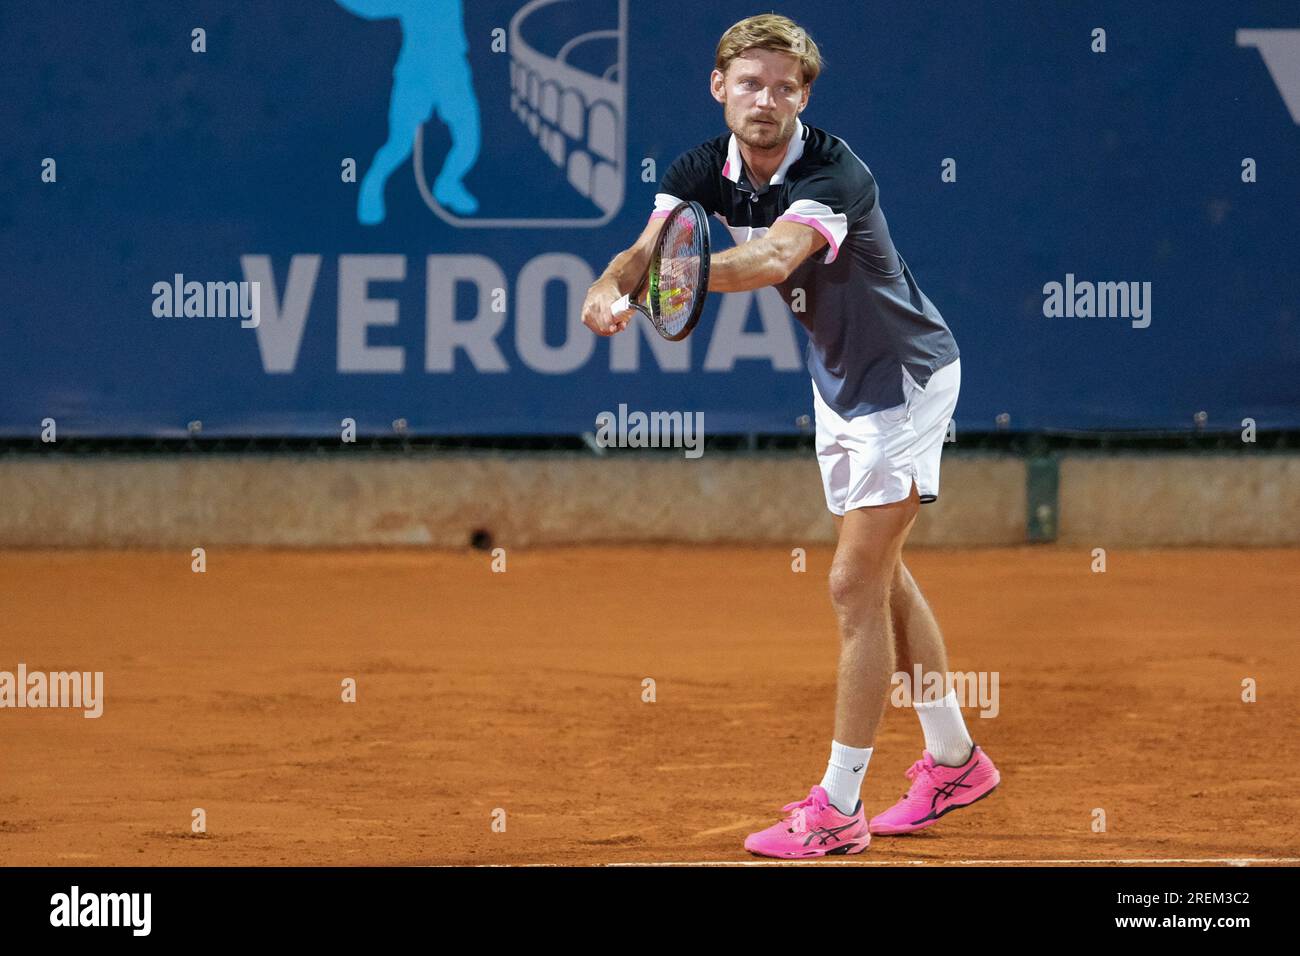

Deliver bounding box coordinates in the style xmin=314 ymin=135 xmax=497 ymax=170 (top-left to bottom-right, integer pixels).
xmin=580 ymin=14 xmax=1000 ymax=858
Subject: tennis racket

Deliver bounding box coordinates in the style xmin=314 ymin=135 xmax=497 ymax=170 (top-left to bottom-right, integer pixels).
xmin=610 ymin=200 xmax=711 ymax=341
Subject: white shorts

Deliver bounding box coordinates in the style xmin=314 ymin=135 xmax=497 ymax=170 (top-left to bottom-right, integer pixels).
xmin=813 ymin=358 xmax=961 ymax=514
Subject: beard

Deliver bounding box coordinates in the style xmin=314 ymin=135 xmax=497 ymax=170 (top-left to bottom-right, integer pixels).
xmin=729 ymin=108 xmax=793 ymax=150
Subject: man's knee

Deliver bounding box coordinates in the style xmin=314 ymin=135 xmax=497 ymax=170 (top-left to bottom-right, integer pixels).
xmin=828 ymin=557 xmax=892 ymax=612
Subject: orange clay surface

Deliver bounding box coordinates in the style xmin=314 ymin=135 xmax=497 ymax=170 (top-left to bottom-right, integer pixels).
xmin=1 ymin=547 xmax=1298 ymax=866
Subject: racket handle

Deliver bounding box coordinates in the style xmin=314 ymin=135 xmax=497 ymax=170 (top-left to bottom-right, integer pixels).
xmin=610 ymin=292 xmax=631 ymax=316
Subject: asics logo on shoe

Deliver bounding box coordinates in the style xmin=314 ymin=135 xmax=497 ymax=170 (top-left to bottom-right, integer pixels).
xmin=929 ymin=760 xmax=979 ymax=809
xmin=803 ymin=820 xmax=860 ymax=848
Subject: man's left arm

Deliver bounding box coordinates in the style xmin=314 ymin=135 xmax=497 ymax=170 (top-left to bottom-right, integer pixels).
xmin=707 ymin=164 xmax=863 ymax=292
xmin=706 ymin=219 xmax=828 ymax=293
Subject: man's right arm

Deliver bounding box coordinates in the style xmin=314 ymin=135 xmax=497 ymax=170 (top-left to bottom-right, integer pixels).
xmin=583 ymin=146 xmax=713 ymax=336
xmin=581 ymin=216 xmax=663 ymax=336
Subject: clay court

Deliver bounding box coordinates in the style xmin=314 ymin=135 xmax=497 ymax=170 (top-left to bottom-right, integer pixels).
xmin=2 ymin=545 xmax=1297 ymax=866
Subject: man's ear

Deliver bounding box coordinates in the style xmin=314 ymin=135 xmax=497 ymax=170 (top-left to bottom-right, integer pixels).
xmin=710 ymin=69 xmax=726 ymax=104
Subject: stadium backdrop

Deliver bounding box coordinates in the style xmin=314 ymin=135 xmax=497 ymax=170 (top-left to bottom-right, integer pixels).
xmin=1 ymin=0 xmax=1297 ymax=438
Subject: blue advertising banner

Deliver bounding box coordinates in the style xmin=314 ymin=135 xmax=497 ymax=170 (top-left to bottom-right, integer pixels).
xmin=1 ymin=1 xmax=1297 ymax=436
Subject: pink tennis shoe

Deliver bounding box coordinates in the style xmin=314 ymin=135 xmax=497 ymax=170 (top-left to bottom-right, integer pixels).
xmin=869 ymin=745 xmax=1001 ymax=835
xmin=744 ymin=785 xmax=870 ymax=858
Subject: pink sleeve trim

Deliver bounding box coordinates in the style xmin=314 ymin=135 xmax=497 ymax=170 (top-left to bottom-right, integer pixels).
xmin=777 ymin=213 xmax=840 ymax=264
xmin=649 ymin=210 xmax=671 ymax=221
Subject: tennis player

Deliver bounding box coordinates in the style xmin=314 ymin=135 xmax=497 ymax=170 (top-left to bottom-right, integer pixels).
xmin=580 ymin=14 xmax=1000 ymax=858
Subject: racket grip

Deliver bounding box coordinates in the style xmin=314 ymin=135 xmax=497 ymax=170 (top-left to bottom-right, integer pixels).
xmin=610 ymin=292 xmax=631 ymax=316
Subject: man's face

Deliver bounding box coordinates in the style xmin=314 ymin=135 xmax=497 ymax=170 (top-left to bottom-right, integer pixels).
xmin=711 ymin=48 xmax=809 ymax=150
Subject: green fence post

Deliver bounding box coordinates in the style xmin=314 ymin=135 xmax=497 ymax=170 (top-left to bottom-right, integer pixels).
xmin=1026 ymin=452 xmax=1059 ymax=542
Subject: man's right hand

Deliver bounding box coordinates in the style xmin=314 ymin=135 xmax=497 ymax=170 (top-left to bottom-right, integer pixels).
xmin=582 ymin=277 xmax=632 ymax=337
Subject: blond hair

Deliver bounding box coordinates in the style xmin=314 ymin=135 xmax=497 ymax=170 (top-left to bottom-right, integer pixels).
xmin=715 ymin=14 xmax=823 ymax=88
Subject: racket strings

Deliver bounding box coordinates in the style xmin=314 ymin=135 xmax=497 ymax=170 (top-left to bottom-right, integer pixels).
xmin=653 ymin=213 xmax=705 ymax=337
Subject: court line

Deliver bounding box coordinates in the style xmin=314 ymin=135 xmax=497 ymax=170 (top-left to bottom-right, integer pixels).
xmin=603 ymin=857 xmax=1300 ymax=867
xmin=448 ymin=857 xmax=1300 ymax=868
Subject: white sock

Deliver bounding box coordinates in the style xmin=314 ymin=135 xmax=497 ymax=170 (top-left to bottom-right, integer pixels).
xmin=914 ymin=689 xmax=974 ymax=765
xmin=819 ymin=741 xmax=872 ymax=814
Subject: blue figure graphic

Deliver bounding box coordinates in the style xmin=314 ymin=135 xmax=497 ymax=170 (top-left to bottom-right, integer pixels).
xmin=336 ymin=0 xmax=481 ymax=224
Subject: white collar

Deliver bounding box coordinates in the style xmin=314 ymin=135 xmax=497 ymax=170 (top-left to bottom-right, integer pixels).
xmin=722 ymin=117 xmax=807 ymax=190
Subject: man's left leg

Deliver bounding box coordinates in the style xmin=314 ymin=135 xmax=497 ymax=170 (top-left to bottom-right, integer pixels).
xmin=743 ymin=487 xmax=918 ymax=858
